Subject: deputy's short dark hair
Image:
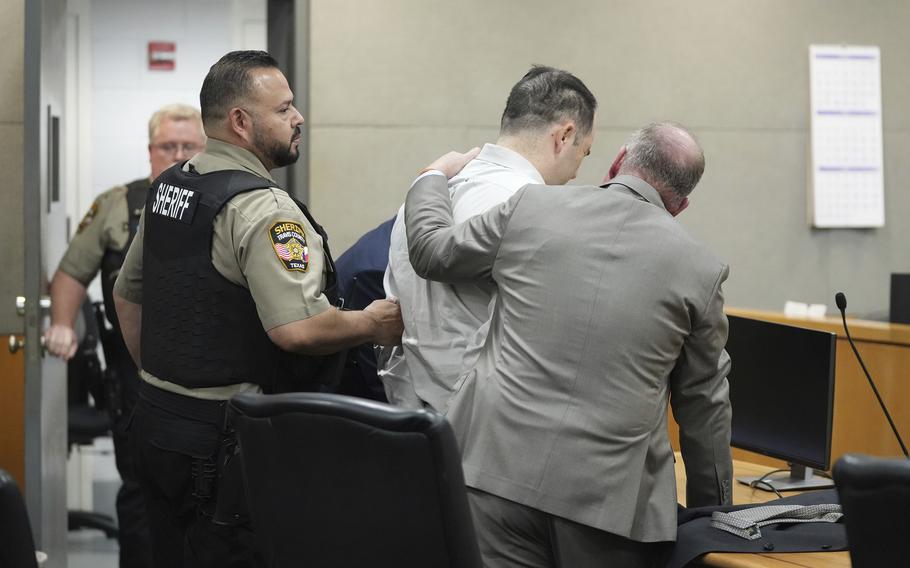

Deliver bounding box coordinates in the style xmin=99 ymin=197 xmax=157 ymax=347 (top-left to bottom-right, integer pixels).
xmin=500 ymin=66 xmax=597 ymax=139
xmin=200 ymin=50 xmax=280 ymax=125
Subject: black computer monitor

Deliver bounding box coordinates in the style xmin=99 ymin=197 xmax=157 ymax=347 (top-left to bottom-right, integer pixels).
xmin=891 ymin=273 xmax=910 ymax=324
xmin=726 ymin=315 xmax=837 ymax=491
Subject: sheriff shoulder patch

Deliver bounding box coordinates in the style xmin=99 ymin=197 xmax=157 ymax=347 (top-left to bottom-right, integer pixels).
xmin=76 ymin=201 xmax=100 ymax=234
xmin=269 ymin=221 xmax=309 ymax=272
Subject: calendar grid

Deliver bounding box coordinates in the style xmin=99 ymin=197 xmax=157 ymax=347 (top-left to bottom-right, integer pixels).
xmin=809 ymin=45 xmax=884 ymax=228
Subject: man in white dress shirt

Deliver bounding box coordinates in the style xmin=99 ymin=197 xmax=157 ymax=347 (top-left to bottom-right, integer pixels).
xmin=380 ymin=65 xmax=597 ymax=411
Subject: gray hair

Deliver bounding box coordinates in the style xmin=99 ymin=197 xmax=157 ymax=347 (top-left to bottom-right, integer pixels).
xmin=148 ymin=103 xmax=204 ymax=143
xmin=620 ymin=122 xmax=705 ymax=204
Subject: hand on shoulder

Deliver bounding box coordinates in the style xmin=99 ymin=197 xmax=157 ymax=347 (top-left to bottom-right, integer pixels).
xmin=421 ymin=147 xmax=481 ymax=180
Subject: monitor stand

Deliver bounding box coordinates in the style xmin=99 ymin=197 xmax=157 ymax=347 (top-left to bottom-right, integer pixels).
xmin=736 ymin=464 xmax=834 ymax=492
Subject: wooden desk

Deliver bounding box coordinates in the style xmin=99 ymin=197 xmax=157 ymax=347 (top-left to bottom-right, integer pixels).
xmin=675 ymin=455 xmax=851 ymax=567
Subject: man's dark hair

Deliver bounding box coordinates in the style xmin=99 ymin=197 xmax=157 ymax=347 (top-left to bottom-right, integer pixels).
xmin=200 ymin=50 xmax=280 ymax=125
xmin=621 ymin=122 xmax=705 ymax=202
xmin=500 ymin=65 xmax=597 ymax=140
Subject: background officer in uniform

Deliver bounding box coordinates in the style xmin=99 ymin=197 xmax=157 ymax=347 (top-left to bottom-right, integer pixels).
xmin=45 ymin=103 xmax=205 ymax=568
xmin=113 ymin=51 xmax=403 ymax=567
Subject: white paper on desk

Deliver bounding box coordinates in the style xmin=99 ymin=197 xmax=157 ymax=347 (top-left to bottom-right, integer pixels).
xmin=809 ymin=44 xmax=884 ymax=228
xmin=806 ymin=303 xmax=828 ymax=319
xmin=784 ymin=301 xmax=809 ymax=318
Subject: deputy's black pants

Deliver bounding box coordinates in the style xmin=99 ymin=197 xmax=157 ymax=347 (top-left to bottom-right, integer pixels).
xmin=108 ymin=341 xmax=152 ymax=568
xmin=129 ymin=384 xmax=259 ymax=568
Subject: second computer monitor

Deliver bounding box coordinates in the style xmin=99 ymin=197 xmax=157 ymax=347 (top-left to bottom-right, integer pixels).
xmin=891 ymin=273 xmax=910 ymax=325
xmin=726 ymin=315 xmax=836 ymax=490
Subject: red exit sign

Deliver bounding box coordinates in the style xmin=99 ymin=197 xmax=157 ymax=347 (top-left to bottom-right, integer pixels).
xmin=148 ymin=41 xmax=176 ymax=71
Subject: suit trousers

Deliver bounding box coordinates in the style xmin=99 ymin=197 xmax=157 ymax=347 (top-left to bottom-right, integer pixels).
xmin=467 ymin=488 xmax=669 ymax=568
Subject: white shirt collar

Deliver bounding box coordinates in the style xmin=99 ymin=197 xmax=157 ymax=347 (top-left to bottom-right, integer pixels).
xmin=458 ymin=143 xmax=545 ymax=185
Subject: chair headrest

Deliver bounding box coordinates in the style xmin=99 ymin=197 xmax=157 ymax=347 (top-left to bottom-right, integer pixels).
xmin=228 ymin=392 xmax=446 ymax=435
xmin=833 ymin=453 xmax=910 ymax=489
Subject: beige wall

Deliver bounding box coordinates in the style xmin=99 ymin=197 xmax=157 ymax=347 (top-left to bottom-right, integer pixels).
xmin=308 ymin=0 xmax=910 ymax=316
xmin=0 ymin=0 xmax=24 ymax=332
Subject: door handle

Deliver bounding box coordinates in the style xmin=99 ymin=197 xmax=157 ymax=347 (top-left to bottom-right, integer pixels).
xmin=15 ymin=295 xmax=51 ymax=316
xmin=8 ymin=335 xmax=46 ymax=354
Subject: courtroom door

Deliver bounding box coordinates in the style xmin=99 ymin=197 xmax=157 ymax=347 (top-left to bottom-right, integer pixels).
xmin=0 ymin=0 xmax=70 ymax=566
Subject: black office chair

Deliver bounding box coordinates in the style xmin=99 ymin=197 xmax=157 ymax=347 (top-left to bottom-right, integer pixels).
xmin=67 ymin=299 xmax=118 ymax=539
xmin=832 ymin=453 xmax=910 ymax=567
xmin=0 ymin=468 xmax=39 ymax=568
xmin=228 ymin=392 xmax=482 ymax=568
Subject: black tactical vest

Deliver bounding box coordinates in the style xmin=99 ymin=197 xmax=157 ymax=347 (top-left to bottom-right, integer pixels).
xmin=100 ymin=178 xmax=148 ymax=328
xmin=141 ymin=163 xmax=340 ymax=391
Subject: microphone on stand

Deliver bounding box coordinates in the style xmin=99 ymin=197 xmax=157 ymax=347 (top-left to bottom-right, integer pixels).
xmin=835 ymin=292 xmax=909 ymax=458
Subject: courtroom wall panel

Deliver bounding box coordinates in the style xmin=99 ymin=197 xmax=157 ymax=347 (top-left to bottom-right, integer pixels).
xmin=306 ymin=0 xmax=910 ymax=317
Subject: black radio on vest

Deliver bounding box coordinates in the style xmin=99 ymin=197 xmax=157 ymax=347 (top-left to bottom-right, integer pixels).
xmin=141 ymin=163 xmax=339 ymax=392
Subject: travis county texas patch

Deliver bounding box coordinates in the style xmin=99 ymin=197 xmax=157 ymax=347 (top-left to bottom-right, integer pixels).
xmin=76 ymin=200 xmax=100 ymax=234
xmin=269 ymin=221 xmax=309 ymax=272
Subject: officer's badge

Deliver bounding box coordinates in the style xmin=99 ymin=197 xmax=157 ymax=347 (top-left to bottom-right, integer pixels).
xmin=76 ymin=201 xmax=100 ymax=234
xmin=269 ymin=221 xmax=310 ymax=272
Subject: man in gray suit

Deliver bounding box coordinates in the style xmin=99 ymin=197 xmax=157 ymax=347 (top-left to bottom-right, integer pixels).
xmin=405 ymin=122 xmax=733 ymax=567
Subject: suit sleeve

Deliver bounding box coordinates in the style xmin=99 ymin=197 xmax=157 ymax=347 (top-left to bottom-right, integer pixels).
xmin=405 ymin=173 xmax=523 ymax=283
xmin=670 ymin=264 xmax=734 ymax=507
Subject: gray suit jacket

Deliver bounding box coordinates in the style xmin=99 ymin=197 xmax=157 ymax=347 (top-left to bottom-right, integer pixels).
xmin=405 ymin=173 xmax=733 ymax=542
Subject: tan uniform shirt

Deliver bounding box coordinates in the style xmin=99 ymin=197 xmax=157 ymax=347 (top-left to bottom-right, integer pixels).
xmin=114 ymin=138 xmax=332 ymax=400
xmin=58 ymin=180 xmax=146 ymax=286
